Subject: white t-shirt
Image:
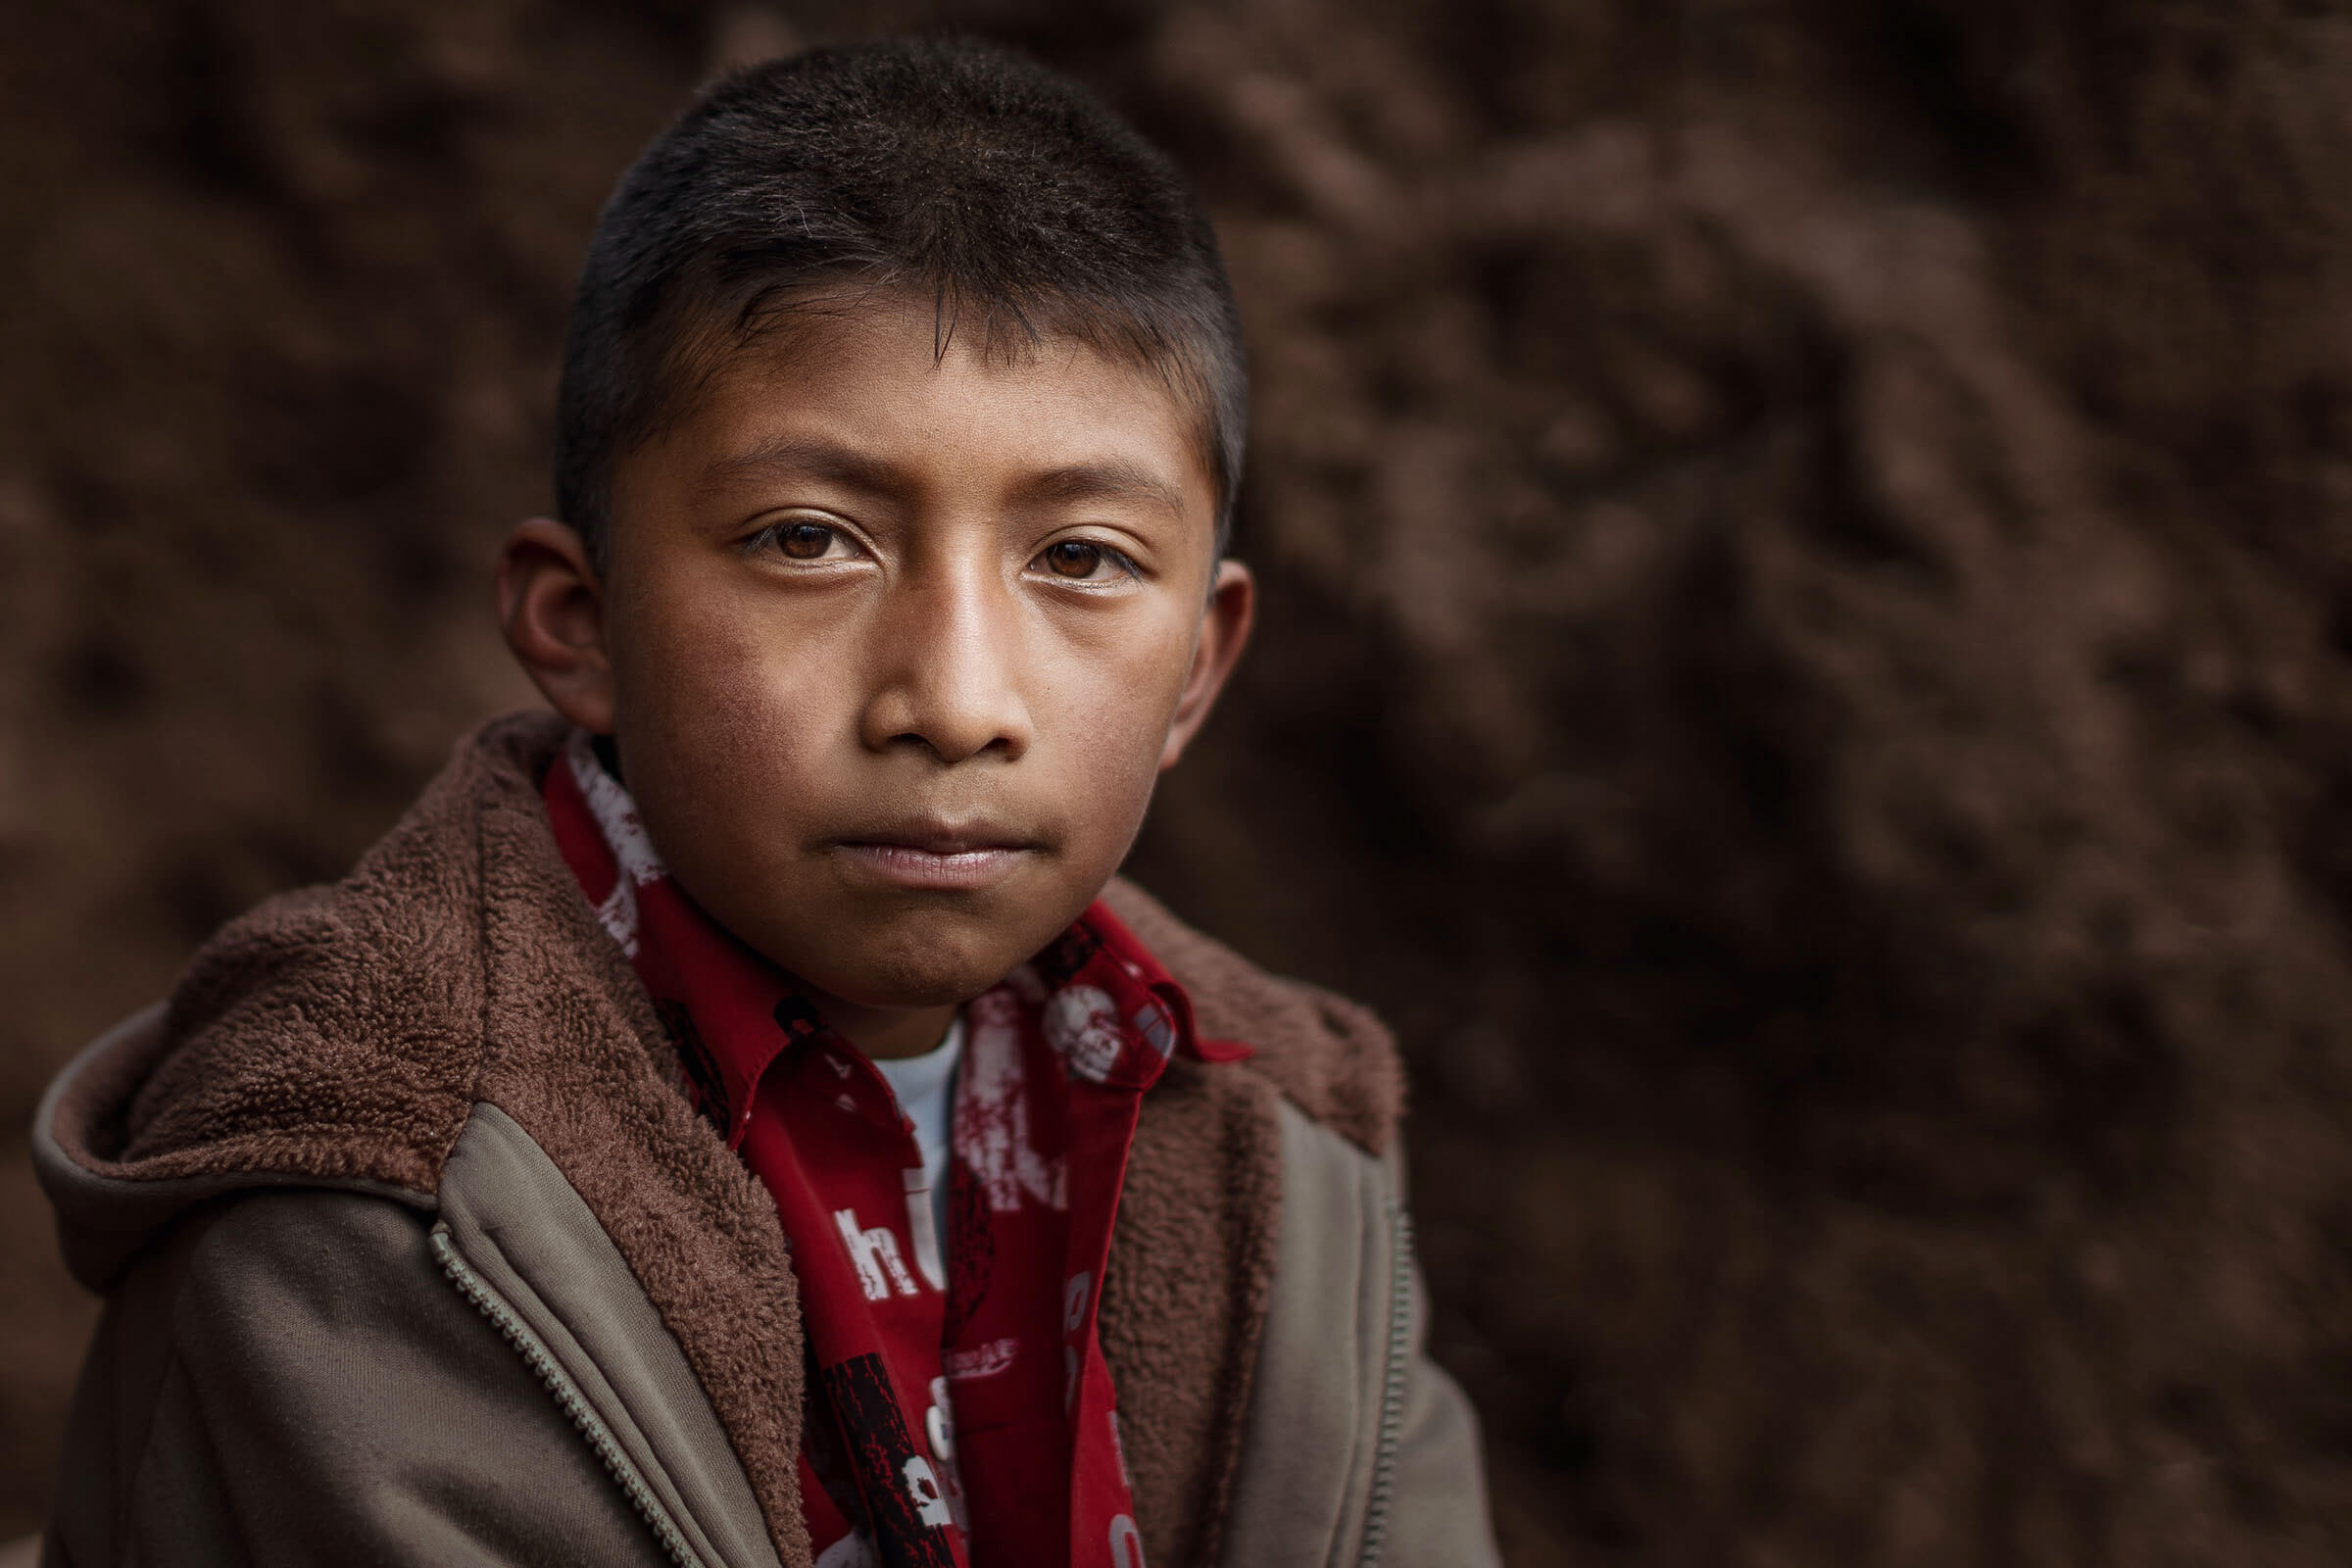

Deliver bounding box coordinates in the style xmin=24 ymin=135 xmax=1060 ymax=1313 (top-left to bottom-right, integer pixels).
xmin=871 ymin=1010 xmax=963 ymax=1242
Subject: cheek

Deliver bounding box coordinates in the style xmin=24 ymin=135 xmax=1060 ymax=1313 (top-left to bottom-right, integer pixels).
xmin=1045 ymin=617 xmax=1196 ymax=833
xmin=607 ymin=580 xmax=842 ymax=819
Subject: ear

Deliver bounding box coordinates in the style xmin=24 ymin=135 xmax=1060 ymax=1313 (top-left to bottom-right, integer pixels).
xmin=496 ymin=518 xmax=616 ymax=733
xmin=1159 ymin=559 xmax=1255 ymax=771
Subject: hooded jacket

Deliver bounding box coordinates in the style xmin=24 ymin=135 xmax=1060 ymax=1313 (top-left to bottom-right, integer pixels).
xmin=30 ymin=713 xmax=1498 ymax=1568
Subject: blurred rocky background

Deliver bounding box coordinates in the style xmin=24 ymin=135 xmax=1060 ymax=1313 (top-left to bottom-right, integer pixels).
xmin=9 ymin=1 xmax=2352 ymax=1562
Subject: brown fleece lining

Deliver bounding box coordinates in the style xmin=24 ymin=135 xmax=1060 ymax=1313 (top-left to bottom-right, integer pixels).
xmin=1101 ymin=1057 xmax=1288 ymax=1568
xmin=122 ymin=772 xmax=489 ymax=1191
xmin=46 ymin=710 xmax=1404 ymax=1568
xmin=1102 ymin=879 xmax=1404 ymax=1157
xmin=48 ymin=1005 xmax=187 ymax=1184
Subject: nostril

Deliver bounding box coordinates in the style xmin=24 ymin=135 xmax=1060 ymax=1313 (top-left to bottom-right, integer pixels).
xmin=881 ymin=728 xmax=1022 ymax=764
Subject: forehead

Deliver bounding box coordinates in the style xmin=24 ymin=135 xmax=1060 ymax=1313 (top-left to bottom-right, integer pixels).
xmin=622 ymin=293 xmax=1217 ymax=522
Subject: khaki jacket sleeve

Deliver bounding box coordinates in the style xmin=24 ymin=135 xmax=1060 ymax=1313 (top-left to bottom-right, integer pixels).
xmin=45 ymin=1190 xmax=663 ymax=1568
xmin=1374 ymin=1259 xmax=1501 ymax=1567
xmin=1219 ymin=1101 xmax=1501 ymax=1568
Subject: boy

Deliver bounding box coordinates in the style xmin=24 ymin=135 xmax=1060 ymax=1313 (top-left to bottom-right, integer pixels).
xmin=31 ymin=38 xmax=1497 ymax=1568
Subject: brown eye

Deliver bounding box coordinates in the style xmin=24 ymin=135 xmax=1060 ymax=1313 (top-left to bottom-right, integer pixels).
xmin=1045 ymin=540 xmax=1104 ymax=578
xmin=778 ymin=522 xmax=834 ymax=560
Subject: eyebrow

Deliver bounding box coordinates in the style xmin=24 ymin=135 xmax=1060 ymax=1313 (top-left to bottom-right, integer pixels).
xmin=697 ymin=435 xmax=912 ymax=500
xmin=1007 ymin=460 xmax=1190 ymax=520
xmin=698 ymin=436 xmax=1189 ymax=519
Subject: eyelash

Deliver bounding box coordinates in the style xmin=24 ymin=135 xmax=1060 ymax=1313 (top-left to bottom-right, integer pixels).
xmin=744 ymin=519 xmax=1143 ymax=584
xmin=746 ymin=517 xmax=858 ymax=563
xmin=1032 ymin=538 xmax=1143 ymax=584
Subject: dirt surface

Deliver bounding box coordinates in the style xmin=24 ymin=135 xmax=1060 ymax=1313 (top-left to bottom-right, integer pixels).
xmin=10 ymin=2 xmax=2352 ymax=1562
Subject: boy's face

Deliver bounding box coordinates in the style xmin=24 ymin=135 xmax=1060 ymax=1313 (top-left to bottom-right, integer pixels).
xmin=499 ymin=297 xmax=1251 ymax=1037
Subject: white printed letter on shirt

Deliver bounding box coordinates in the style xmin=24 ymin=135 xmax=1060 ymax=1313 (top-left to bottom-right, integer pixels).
xmin=834 ymin=1207 xmax=919 ymax=1300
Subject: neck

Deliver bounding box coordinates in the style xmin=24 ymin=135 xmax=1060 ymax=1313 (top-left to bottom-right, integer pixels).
xmin=809 ymin=993 xmax=960 ymax=1061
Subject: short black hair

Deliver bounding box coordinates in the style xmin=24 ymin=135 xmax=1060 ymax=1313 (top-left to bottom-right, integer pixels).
xmin=556 ymin=37 xmax=1247 ymax=568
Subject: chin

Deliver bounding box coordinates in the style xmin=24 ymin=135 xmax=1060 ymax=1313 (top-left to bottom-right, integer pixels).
xmin=804 ymin=917 xmax=1032 ymax=1010
xmin=821 ymin=957 xmax=1008 ymax=1011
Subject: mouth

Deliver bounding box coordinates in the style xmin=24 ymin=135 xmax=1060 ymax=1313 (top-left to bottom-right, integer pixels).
xmin=828 ymin=822 xmax=1040 ymax=892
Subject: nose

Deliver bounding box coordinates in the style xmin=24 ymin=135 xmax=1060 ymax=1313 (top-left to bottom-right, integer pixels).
xmin=858 ymin=559 xmax=1034 ymax=764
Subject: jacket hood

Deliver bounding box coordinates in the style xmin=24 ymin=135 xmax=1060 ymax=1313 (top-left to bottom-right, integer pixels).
xmin=34 ymin=710 xmax=1402 ymax=1294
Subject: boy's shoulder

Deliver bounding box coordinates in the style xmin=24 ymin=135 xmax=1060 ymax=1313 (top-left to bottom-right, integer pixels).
xmin=1099 ymin=876 xmax=1403 ymax=1156
xmin=32 ymin=713 xmax=1446 ymax=1567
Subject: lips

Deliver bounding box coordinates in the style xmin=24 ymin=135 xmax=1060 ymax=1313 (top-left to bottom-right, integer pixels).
xmin=828 ymin=819 xmax=1040 ymax=892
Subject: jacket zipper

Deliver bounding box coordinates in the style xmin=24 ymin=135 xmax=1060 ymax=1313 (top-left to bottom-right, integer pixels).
xmin=1355 ymin=1200 xmax=1414 ymax=1568
xmin=429 ymin=1225 xmax=709 ymax=1568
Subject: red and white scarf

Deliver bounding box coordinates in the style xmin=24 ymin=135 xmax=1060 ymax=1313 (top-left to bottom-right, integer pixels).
xmin=544 ymin=731 xmax=1245 ymax=1568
